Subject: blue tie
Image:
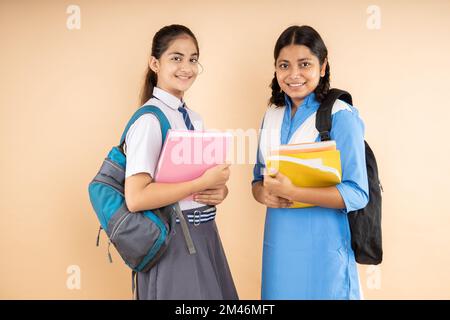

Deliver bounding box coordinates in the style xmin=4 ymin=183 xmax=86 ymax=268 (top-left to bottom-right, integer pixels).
xmin=178 ymin=105 xmax=195 ymax=130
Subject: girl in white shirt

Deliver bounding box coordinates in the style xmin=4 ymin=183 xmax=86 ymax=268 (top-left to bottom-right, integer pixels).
xmin=124 ymin=24 xmax=238 ymax=300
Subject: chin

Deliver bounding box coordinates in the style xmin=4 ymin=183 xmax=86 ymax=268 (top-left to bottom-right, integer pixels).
xmin=177 ymin=82 xmax=195 ymax=92
xmin=287 ymin=91 xmax=308 ymax=101
xmin=176 ymin=85 xmax=192 ymax=93
xmin=289 ymin=87 xmax=315 ymax=99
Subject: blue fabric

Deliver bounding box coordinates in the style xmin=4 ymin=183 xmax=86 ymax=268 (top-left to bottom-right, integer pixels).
xmin=252 ymin=118 xmax=266 ymax=185
xmin=88 ymin=183 xmax=123 ymax=231
xmin=107 ymin=147 xmax=126 ymax=168
xmin=178 ymin=104 xmax=195 ymax=130
xmin=255 ymin=93 xmax=368 ymax=299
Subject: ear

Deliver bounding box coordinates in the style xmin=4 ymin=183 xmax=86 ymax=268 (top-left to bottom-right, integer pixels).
xmin=149 ymin=56 xmax=159 ymax=73
xmin=320 ymin=58 xmax=328 ymax=77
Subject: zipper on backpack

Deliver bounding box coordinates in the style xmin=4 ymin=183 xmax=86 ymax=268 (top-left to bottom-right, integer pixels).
xmin=110 ymin=212 xmax=132 ymax=242
xmin=96 ymin=225 xmax=102 ymax=247
xmin=107 ymin=213 xmax=132 ymax=264
xmin=93 ymin=179 xmax=124 ymax=197
xmin=107 ymin=241 xmax=113 ymax=263
xmin=104 ymin=158 xmax=125 ymax=173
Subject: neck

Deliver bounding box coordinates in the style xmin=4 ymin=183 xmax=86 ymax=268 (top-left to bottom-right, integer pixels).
xmin=289 ymin=97 xmax=303 ymax=119
xmin=291 ymin=97 xmax=304 ymax=108
xmin=290 ymin=105 xmax=298 ymax=119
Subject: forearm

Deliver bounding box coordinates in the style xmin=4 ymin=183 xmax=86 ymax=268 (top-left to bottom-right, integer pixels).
xmin=129 ymin=179 xmax=204 ymax=212
xmin=288 ymin=185 xmax=345 ymax=209
xmin=252 ymin=181 xmax=265 ymax=205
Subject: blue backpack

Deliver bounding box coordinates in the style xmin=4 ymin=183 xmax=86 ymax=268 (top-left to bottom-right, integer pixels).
xmin=88 ymin=105 xmax=196 ymax=274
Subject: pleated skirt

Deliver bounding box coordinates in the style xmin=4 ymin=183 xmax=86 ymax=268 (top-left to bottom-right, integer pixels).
xmin=137 ymin=214 xmax=238 ymax=300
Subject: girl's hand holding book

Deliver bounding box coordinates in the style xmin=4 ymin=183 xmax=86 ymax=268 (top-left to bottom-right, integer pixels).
xmin=197 ymin=164 xmax=230 ymax=190
xmin=264 ymin=168 xmax=294 ymax=203
xmin=194 ymin=185 xmax=228 ymax=206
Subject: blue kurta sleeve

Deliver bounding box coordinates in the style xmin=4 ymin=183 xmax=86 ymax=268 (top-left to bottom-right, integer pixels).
xmin=331 ymin=104 xmax=369 ymax=213
xmin=252 ymin=150 xmax=265 ymax=185
xmin=252 ymin=118 xmax=266 ymax=185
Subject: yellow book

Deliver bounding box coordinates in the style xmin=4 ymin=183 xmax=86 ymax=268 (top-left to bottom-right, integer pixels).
xmin=266 ymin=148 xmax=342 ymax=208
xmin=272 ymin=140 xmax=336 ymax=155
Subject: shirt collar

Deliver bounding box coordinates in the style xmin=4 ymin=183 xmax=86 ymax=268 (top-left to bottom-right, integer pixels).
xmin=152 ymin=87 xmax=184 ymax=110
xmin=284 ymin=92 xmax=319 ymax=110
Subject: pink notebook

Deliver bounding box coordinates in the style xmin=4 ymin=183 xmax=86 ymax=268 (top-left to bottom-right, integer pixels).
xmin=154 ymin=130 xmax=232 ymax=199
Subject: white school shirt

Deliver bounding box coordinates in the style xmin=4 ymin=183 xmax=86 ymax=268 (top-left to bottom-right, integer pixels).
xmin=124 ymin=87 xmax=205 ymax=211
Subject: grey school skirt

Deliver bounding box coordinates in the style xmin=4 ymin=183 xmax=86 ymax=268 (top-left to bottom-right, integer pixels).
xmin=136 ymin=206 xmax=239 ymax=300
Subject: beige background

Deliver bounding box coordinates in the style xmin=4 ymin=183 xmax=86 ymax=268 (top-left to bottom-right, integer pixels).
xmin=1 ymin=0 xmax=450 ymax=299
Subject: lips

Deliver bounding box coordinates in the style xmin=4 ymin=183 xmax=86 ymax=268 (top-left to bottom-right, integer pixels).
xmin=176 ymin=75 xmax=192 ymax=80
xmin=287 ymin=82 xmax=306 ymax=87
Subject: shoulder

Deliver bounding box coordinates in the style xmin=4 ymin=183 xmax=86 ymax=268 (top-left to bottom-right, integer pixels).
xmin=331 ymin=99 xmax=362 ymax=120
xmin=266 ymin=104 xmax=285 ymax=115
xmin=132 ymin=112 xmax=161 ymax=128
xmin=130 ymin=96 xmax=173 ymax=130
xmin=262 ymin=104 xmax=285 ymax=124
xmin=331 ymin=99 xmax=354 ymax=114
xmin=126 ymin=113 xmax=161 ymax=141
xmin=331 ymin=99 xmax=365 ymax=134
xmin=142 ymin=98 xmax=172 ymax=119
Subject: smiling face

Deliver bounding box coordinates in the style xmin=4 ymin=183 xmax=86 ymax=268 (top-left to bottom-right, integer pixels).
xmin=149 ymin=35 xmax=199 ymax=99
xmin=275 ymin=44 xmax=327 ymax=107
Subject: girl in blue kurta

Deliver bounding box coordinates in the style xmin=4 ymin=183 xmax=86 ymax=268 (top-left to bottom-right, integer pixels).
xmin=252 ymin=25 xmax=369 ymax=300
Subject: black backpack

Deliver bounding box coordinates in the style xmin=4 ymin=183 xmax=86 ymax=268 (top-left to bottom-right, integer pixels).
xmin=315 ymin=89 xmax=383 ymax=265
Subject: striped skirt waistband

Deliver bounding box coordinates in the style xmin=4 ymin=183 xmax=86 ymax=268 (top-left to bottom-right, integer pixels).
xmin=176 ymin=205 xmax=217 ymax=225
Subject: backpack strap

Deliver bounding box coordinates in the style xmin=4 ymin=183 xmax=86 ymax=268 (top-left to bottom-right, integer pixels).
xmin=315 ymin=89 xmax=353 ymax=141
xmin=131 ymin=270 xmax=139 ymax=300
xmin=119 ymin=105 xmax=171 ymax=150
xmin=173 ymin=203 xmax=197 ymax=255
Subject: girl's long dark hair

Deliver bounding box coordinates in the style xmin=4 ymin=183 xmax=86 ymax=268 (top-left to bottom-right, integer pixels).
xmin=140 ymin=24 xmax=199 ymax=105
xmin=269 ymin=25 xmax=330 ymax=106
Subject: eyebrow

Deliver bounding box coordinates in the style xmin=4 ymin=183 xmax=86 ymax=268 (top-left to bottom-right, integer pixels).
xmin=278 ymin=58 xmax=312 ymax=63
xmin=168 ymin=51 xmax=199 ymax=57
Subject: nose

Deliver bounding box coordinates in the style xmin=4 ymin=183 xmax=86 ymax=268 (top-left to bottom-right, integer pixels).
xmin=179 ymin=60 xmax=196 ymax=74
xmin=288 ymin=65 xmax=302 ymax=79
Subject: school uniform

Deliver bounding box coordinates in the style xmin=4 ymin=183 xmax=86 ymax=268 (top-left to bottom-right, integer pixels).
xmin=253 ymin=93 xmax=369 ymax=300
xmin=125 ymin=87 xmax=238 ymax=300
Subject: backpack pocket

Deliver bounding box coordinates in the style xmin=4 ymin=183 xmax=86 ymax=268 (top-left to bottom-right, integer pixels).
xmin=107 ymin=206 xmax=172 ymax=271
xmin=88 ymin=149 xmax=126 ymax=230
xmin=88 ymin=181 xmax=123 ymax=231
